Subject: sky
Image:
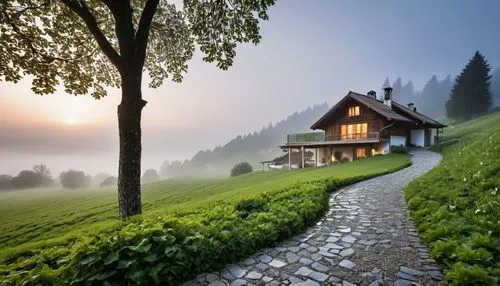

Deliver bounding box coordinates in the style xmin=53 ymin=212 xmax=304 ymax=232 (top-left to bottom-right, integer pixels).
xmin=1 ymin=0 xmax=500 ymax=176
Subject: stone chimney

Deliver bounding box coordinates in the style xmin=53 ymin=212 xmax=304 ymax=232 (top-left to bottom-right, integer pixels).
xmin=383 ymin=87 xmax=393 ymax=108
xmin=367 ymin=90 xmax=377 ymax=99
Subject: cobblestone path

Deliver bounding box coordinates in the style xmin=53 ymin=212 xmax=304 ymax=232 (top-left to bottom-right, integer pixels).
xmin=183 ymin=150 xmax=443 ymax=286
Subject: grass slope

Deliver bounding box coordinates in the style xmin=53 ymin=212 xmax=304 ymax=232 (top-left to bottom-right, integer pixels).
xmin=405 ymin=111 xmax=500 ymax=285
xmin=0 ymin=154 xmax=409 ymax=254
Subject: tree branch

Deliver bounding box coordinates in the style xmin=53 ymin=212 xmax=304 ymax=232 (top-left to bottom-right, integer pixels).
xmin=134 ymin=0 xmax=159 ymax=73
xmin=60 ymin=0 xmax=122 ymax=71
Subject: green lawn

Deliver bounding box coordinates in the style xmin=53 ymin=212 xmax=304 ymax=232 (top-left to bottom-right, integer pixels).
xmin=405 ymin=111 xmax=500 ymax=284
xmin=0 ymin=153 xmax=410 ymax=253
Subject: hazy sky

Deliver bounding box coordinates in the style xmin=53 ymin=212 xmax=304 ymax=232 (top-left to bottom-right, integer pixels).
xmin=1 ymin=0 xmax=500 ymax=176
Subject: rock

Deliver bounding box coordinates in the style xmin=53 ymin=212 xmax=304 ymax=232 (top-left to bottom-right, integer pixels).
xmin=308 ymin=271 xmax=329 ymax=282
xmin=255 ymin=263 xmax=269 ymax=270
xmin=311 ymin=262 xmax=329 ymax=273
xmin=221 ymin=271 xmax=235 ymax=281
xmin=338 ymin=227 xmax=351 ymax=233
xmin=269 ymin=259 xmax=287 ymax=268
xmin=294 ymin=266 xmax=313 ymax=277
xmin=310 ymin=253 xmax=323 ymax=261
xmin=397 ymin=271 xmax=416 ymax=281
xmin=342 ymin=281 xmax=357 ymax=286
xmin=394 ymin=279 xmax=412 ymax=286
xmin=208 ymin=280 xmax=226 ymax=286
xmin=291 ymin=279 xmax=320 ymax=286
xmin=262 ymin=276 xmax=273 ymax=283
xmin=300 ymin=258 xmax=313 ymax=265
xmin=246 ymin=271 xmax=262 ymax=280
xmin=339 ymin=259 xmax=356 ymax=270
xmin=206 ymin=273 xmax=219 ymax=283
xmin=241 ymin=258 xmax=255 ymax=266
xmin=230 ymin=279 xmax=246 ymax=286
xmin=325 ymin=243 xmax=343 ymax=249
xmin=341 ymin=235 xmax=356 ymax=243
xmin=228 ymin=265 xmax=246 ymax=279
xmin=289 ymin=277 xmax=304 ymax=284
xmin=306 ymin=246 xmax=319 ymax=252
xmin=286 ymin=252 xmax=300 ymax=263
xmin=258 ymin=254 xmax=273 ymax=263
xmin=329 ymin=276 xmax=342 ymax=283
xmin=339 ymin=248 xmax=355 ymax=257
xmin=400 ymin=266 xmax=424 ymax=277
xmin=326 ymin=236 xmax=340 ymax=243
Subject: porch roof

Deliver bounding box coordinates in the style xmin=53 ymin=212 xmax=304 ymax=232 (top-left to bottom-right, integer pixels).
xmin=279 ymin=138 xmax=386 ymax=148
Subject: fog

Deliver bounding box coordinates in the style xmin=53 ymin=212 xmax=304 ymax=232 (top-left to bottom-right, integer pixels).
xmin=2 ymin=0 xmax=500 ymax=178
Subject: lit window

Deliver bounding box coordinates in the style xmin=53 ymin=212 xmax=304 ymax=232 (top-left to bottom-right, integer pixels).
xmin=356 ymin=148 xmax=366 ymax=158
xmin=348 ymin=106 xmax=360 ymax=116
xmin=341 ymin=123 xmax=368 ymax=140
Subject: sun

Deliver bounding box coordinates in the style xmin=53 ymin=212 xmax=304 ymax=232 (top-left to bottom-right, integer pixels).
xmin=63 ymin=115 xmax=81 ymax=125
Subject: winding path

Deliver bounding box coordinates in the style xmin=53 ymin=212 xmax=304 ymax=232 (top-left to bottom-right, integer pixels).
xmin=183 ymin=150 xmax=443 ymax=286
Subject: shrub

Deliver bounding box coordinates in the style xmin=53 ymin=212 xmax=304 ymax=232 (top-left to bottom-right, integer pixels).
xmin=340 ymin=157 xmax=350 ymax=163
xmin=405 ymin=124 xmax=500 ymax=284
xmin=230 ymin=162 xmax=253 ymax=177
xmin=142 ymin=169 xmax=160 ymax=183
xmin=390 ymin=145 xmax=408 ymax=154
xmin=59 ymin=170 xmax=91 ymax=189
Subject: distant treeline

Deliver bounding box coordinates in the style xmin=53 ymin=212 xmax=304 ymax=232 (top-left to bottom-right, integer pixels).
xmin=160 ymin=103 xmax=330 ymax=178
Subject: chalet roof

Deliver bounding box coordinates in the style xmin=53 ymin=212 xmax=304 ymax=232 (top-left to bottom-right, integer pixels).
xmin=311 ymin=91 xmax=412 ymax=130
xmin=391 ymin=101 xmax=447 ymax=128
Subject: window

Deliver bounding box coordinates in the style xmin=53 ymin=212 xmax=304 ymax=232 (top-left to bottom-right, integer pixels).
xmin=348 ymin=106 xmax=360 ymax=116
xmin=341 ymin=123 xmax=368 ymax=140
xmin=356 ymin=148 xmax=366 ymax=158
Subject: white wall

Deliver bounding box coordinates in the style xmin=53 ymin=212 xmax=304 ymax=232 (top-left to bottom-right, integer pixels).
xmin=390 ymin=136 xmax=406 ymax=147
xmin=410 ymin=129 xmax=425 ymax=147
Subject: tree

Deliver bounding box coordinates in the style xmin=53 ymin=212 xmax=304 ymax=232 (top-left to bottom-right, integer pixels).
xmin=446 ymin=51 xmax=492 ymax=120
xmin=60 ymin=170 xmax=91 ymax=189
xmin=92 ymin=172 xmax=111 ymax=186
xmin=99 ymin=176 xmax=118 ymax=187
xmin=0 ymin=175 xmax=13 ymax=191
xmin=141 ymin=168 xmax=159 ymax=183
xmin=33 ymin=164 xmax=53 ymax=186
xmin=0 ymin=0 xmax=276 ymax=218
xmin=11 ymin=170 xmax=40 ymax=189
xmin=230 ymin=162 xmax=253 ymax=177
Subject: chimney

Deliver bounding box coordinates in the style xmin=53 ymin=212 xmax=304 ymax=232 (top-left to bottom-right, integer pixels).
xmin=413 ymin=107 xmax=417 ymax=112
xmin=383 ymin=87 xmax=393 ymax=108
xmin=407 ymin=103 xmax=414 ymax=109
xmin=367 ymin=90 xmax=377 ymax=99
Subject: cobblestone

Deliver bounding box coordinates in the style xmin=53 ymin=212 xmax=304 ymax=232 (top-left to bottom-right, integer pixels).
xmin=181 ymin=150 xmax=443 ymax=286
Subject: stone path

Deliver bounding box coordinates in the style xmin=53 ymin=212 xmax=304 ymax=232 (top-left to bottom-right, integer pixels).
xmin=182 ymin=150 xmax=443 ymax=286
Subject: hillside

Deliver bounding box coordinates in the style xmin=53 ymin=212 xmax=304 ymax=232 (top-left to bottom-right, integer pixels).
xmin=405 ymin=111 xmax=500 ymax=284
xmin=159 ymin=103 xmax=330 ymax=177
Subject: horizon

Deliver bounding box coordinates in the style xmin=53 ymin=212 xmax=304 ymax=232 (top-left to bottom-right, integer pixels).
xmin=2 ymin=0 xmax=500 ymax=176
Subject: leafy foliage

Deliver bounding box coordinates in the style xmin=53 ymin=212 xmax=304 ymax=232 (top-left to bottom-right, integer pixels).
xmin=446 ymin=51 xmax=493 ymax=120
xmin=390 ymin=145 xmax=408 ymax=154
xmin=0 ymin=154 xmax=410 ymax=284
xmin=405 ymin=111 xmax=500 ymax=285
xmin=230 ymin=162 xmax=253 ymax=177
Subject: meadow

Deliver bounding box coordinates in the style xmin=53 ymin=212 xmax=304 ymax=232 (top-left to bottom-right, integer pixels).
xmin=405 ymin=111 xmax=500 ymax=284
xmin=0 ymin=154 xmax=410 ymax=251
xmin=0 ymin=153 xmax=411 ymax=284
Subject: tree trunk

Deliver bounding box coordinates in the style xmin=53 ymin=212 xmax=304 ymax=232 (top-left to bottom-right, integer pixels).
xmin=117 ymin=76 xmax=147 ymax=219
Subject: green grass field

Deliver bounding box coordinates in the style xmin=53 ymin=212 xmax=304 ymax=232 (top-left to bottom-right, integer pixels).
xmin=405 ymin=111 xmax=500 ymax=284
xmin=0 ymin=154 xmax=410 ymax=254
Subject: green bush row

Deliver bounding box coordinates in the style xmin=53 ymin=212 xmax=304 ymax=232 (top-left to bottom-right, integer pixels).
xmin=1 ymin=168 xmax=409 ymax=285
xmin=405 ymin=129 xmax=500 ymax=285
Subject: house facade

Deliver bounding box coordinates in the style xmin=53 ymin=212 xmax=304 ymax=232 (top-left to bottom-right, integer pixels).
xmin=279 ymin=87 xmax=446 ymax=168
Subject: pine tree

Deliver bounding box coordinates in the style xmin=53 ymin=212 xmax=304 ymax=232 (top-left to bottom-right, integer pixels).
xmin=446 ymin=51 xmax=492 ymax=120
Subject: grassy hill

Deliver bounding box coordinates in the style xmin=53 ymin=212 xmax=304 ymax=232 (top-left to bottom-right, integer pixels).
xmin=0 ymin=154 xmax=410 ymax=284
xmin=405 ymin=111 xmax=500 ymax=284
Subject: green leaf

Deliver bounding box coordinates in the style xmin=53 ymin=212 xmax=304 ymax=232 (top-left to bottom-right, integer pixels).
xmin=131 ymin=239 xmax=152 ymax=253
xmin=144 ymin=254 xmax=158 ymax=263
xmin=117 ymin=260 xmax=135 ymax=269
xmin=104 ymin=252 xmax=120 ymax=265
xmin=79 ymin=255 xmax=96 ymax=266
xmin=96 ymin=270 xmax=117 ymax=280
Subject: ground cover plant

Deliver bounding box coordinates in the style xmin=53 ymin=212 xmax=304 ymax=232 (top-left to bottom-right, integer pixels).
xmin=405 ymin=111 xmax=500 ymax=285
xmin=0 ymin=154 xmax=410 ymax=285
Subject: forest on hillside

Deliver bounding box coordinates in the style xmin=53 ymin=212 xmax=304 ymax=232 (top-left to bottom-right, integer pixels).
xmin=160 ymin=68 xmax=500 ymax=178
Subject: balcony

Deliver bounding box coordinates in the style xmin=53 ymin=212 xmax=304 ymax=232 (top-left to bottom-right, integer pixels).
xmin=283 ymin=132 xmax=380 ymax=146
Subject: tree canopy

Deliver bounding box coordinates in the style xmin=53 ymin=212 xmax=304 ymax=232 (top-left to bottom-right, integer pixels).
xmin=446 ymin=51 xmax=492 ymax=120
xmin=1 ymin=0 xmax=276 ymax=218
